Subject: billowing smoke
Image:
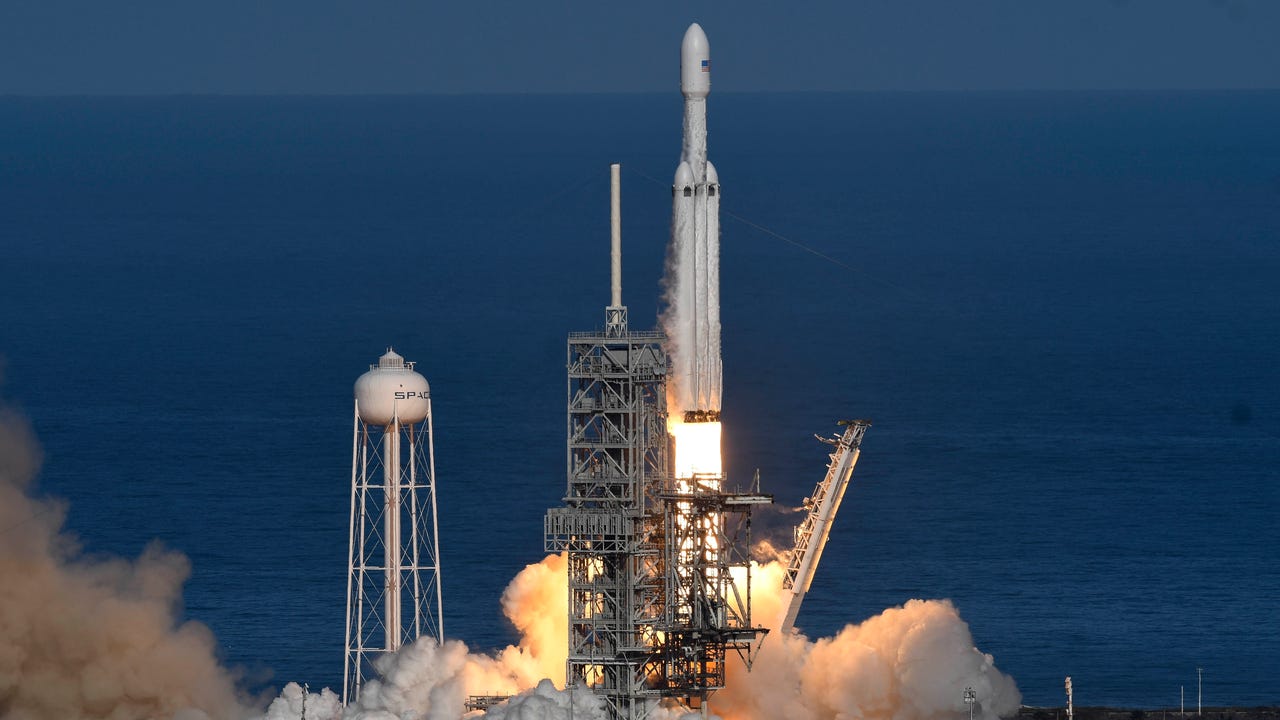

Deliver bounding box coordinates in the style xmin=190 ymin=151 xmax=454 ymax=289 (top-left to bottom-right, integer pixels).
xmin=264 ymin=553 xmax=1018 ymax=720
xmin=713 ymin=560 xmax=1022 ymax=720
xmin=1 ymin=394 xmax=1019 ymax=720
xmin=266 ymin=674 xmax=606 ymax=720
xmin=0 ymin=405 xmax=252 ymax=720
xmin=260 ymin=554 xmax=568 ymax=720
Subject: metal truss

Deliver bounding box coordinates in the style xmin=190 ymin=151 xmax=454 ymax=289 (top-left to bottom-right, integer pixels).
xmin=779 ymin=419 xmax=870 ymax=634
xmin=658 ymin=473 xmax=770 ymax=709
xmin=546 ymin=323 xmax=668 ymax=720
xmin=546 ymin=317 xmax=771 ymax=719
xmin=345 ymin=409 xmax=442 ymax=706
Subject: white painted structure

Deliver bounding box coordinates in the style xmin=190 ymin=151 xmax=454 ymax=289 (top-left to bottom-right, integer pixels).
xmin=344 ymin=348 xmax=442 ymax=705
xmin=670 ymin=22 xmax=723 ymax=414
xmin=606 ymin=163 xmax=628 ymax=337
xmin=779 ymin=420 xmax=871 ymax=634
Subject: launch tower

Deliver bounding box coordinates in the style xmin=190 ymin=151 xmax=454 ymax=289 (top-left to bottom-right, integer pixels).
xmin=344 ymin=349 xmax=443 ymax=705
xmin=545 ymin=165 xmax=671 ymax=719
xmin=546 ymin=163 xmax=767 ymax=720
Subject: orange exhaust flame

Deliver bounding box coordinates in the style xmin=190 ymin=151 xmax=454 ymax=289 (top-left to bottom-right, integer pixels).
xmin=669 ymin=418 xmax=723 ymax=479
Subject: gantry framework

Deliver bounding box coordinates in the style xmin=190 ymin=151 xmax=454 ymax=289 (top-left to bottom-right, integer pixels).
xmin=545 ymin=313 xmax=768 ymax=720
xmin=545 ymin=322 xmax=669 ymax=720
xmin=658 ymin=471 xmax=769 ymax=709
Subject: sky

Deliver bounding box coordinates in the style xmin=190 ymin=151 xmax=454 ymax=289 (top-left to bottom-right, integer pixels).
xmin=1 ymin=0 xmax=1278 ymax=95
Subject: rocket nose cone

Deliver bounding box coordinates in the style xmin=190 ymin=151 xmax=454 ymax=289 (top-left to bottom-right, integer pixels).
xmin=681 ymin=23 xmax=710 ymax=98
xmin=674 ymin=162 xmax=694 ymax=188
xmin=682 ymin=23 xmax=709 ymax=60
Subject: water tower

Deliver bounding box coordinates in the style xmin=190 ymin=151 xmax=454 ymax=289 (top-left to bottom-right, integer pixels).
xmin=344 ymin=348 xmax=443 ymax=705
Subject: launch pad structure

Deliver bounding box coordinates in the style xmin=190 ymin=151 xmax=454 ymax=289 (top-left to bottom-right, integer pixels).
xmin=544 ymin=166 xmax=769 ymax=720
xmin=339 ymin=25 xmax=876 ymax=720
xmin=537 ymin=22 xmax=869 ymax=720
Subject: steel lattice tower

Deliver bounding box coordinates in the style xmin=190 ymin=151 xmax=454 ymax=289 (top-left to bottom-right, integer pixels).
xmin=545 ymin=165 xmax=768 ymax=720
xmin=546 ymin=320 xmax=670 ymax=720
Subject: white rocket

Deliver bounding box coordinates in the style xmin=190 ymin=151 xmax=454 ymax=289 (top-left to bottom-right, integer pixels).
xmin=671 ymin=22 xmax=722 ymax=419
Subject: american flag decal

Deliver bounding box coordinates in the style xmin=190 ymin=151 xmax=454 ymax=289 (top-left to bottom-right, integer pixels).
xmin=701 ymin=59 xmax=710 ymax=72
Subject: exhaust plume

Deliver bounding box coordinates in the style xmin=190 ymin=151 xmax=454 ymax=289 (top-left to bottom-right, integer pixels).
xmin=266 ymin=553 xmax=1018 ymax=720
xmin=262 ymin=554 xmax=569 ymax=720
xmin=713 ymin=559 xmax=1022 ymax=720
xmin=0 ymin=405 xmax=252 ymax=720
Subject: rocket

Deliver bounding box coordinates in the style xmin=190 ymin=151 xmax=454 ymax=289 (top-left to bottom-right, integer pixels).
xmin=671 ymin=22 xmax=722 ymax=421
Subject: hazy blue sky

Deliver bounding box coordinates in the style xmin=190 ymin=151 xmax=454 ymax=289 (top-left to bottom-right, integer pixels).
xmin=1 ymin=0 xmax=1277 ymax=94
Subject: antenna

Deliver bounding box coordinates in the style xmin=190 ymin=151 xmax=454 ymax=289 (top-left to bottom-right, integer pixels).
xmin=1197 ymin=667 xmax=1202 ymax=716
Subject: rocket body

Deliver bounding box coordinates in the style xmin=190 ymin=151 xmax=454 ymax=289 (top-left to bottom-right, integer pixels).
xmin=671 ymin=23 xmax=722 ymax=416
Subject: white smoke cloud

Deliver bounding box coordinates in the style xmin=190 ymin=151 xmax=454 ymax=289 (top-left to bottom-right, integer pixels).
xmin=260 ymin=683 xmax=342 ymax=720
xmin=259 ymin=554 xmax=569 ymax=720
xmin=474 ymin=680 xmax=604 ymax=720
xmin=262 ymin=553 xmax=1018 ymax=720
xmin=713 ymin=561 xmax=1022 ymax=720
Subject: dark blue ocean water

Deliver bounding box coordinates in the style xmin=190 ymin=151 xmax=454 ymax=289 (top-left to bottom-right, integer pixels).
xmin=1 ymin=93 xmax=1277 ymax=709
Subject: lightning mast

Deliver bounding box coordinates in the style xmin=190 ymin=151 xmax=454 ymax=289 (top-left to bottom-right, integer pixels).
xmin=778 ymin=419 xmax=871 ymax=634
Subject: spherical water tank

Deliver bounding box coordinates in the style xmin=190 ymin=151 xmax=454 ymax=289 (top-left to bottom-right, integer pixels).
xmin=354 ymin=348 xmax=430 ymax=426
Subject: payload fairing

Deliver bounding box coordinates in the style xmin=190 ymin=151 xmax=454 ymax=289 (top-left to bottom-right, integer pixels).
xmin=670 ymin=23 xmax=722 ymax=419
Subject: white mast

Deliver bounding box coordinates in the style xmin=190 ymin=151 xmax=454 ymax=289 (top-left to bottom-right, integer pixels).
xmin=606 ymin=163 xmax=628 ymax=337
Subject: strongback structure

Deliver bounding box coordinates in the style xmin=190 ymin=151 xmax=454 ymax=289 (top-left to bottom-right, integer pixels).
xmin=778 ymin=419 xmax=871 ymax=634
xmin=545 ymin=165 xmax=768 ymax=720
xmin=345 ymin=349 xmax=443 ymax=706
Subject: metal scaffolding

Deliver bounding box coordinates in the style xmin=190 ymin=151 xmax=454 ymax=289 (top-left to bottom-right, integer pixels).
xmin=545 ymin=317 xmax=769 ymax=720
xmin=546 ymin=323 xmax=669 ymax=720
xmin=658 ymin=472 xmax=769 ymax=709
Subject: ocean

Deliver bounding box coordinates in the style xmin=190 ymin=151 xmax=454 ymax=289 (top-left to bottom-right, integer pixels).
xmin=0 ymin=92 xmax=1276 ymax=709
